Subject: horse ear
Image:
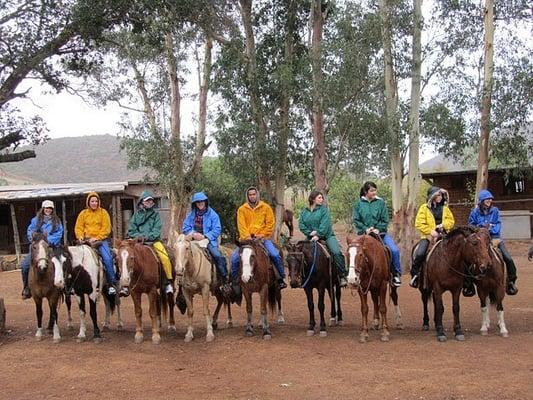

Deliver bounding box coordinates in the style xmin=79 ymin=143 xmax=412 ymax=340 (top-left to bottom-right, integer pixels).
xmin=346 ymin=233 xmax=356 ymax=245
xmin=184 ymin=234 xmax=194 ymax=242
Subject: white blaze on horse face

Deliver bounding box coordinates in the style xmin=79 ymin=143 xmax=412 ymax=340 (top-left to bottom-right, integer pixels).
xmin=52 ymin=255 xmax=66 ymax=288
xmin=174 ymin=242 xmax=187 ymax=276
xmin=36 ymin=241 xmax=48 ymax=270
xmin=120 ymin=249 xmax=131 ymax=286
xmin=241 ymin=248 xmax=253 ymax=283
xmin=347 ymin=246 xmax=358 ymax=285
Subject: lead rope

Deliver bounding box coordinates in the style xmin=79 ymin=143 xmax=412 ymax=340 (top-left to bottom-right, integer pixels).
xmin=301 ymin=241 xmax=318 ymax=288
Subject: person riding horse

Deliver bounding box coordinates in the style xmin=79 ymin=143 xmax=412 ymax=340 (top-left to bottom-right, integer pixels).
xmin=231 ymin=187 xmax=287 ymax=290
xmin=467 ymin=189 xmax=518 ymax=296
xmin=75 ymin=192 xmax=122 ymax=296
xmin=21 ymin=200 xmax=63 ymax=299
xmin=182 ymin=192 xmax=232 ymax=295
xmin=126 ymin=190 xmax=174 ymax=296
xmin=353 ymin=181 xmax=402 ymax=287
xmin=409 ymin=186 xmax=455 ymax=288
xmin=298 ymin=190 xmax=348 ymax=288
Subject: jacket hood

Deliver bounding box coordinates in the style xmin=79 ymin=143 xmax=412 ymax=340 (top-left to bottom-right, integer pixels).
xmin=426 ymin=187 xmax=449 ymax=206
xmin=191 ymin=191 xmax=209 ymax=210
xmin=478 ymin=189 xmax=494 ymax=204
xmin=245 ymin=186 xmax=260 ymax=205
xmin=85 ymin=191 xmax=101 ymax=209
xmin=138 ymin=190 xmax=156 ymax=207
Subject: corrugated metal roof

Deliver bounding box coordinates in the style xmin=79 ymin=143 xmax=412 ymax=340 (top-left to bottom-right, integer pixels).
xmin=0 ymin=182 xmax=128 ymax=201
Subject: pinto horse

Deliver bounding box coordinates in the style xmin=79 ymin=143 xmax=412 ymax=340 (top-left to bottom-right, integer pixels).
xmin=115 ymin=239 xmax=171 ymax=344
xmin=239 ymin=238 xmax=280 ymax=339
xmin=346 ymin=233 xmax=390 ymax=343
xmin=286 ymin=240 xmax=342 ymax=337
xmin=28 ymin=233 xmax=64 ymax=343
xmin=421 ymin=226 xmax=492 ymax=342
xmin=53 ymin=244 xmax=123 ymax=343
xmin=477 ymin=235 xmax=509 ymax=337
xmin=174 ymin=234 xmax=232 ymax=342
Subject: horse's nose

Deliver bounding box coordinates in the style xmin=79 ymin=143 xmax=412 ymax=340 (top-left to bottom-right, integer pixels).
xmin=54 ymin=279 xmax=64 ymax=289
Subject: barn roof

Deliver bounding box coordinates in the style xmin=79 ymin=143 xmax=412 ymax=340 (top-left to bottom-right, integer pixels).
xmin=0 ymin=182 xmax=128 ymax=202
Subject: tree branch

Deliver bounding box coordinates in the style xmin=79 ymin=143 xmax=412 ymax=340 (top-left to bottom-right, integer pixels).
xmin=0 ymin=150 xmax=36 ymax=163
xmin=0 ymin=131 xmax=24 ymax=151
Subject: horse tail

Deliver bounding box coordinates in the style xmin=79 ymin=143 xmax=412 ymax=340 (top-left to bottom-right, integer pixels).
xmin=103 ymin=288 xmax=116 ymax=314
xmin=159 ymin=266 xmax=168 ymax=323
xmin=268 ymin=284 xmax=278 ymax=314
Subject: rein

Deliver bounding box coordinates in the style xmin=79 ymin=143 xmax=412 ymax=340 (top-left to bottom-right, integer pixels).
xmin=301 ymin=241 xmax=318 ymax=288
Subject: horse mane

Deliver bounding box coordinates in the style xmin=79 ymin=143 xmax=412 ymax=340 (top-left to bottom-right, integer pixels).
xmin=32 ymin=232 xmax=48 ymax=243
xmin=445 ymin=225 xmax=478 ymax=241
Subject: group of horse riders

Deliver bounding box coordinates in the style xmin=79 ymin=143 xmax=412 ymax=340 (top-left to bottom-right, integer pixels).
xmin=20 ymin=182 xmax=520 ymax=301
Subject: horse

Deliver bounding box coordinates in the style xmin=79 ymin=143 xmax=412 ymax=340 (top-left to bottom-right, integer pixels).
xmin=174 ymin=234 xmax=232 ymax=342
xmin=476 ymin=236 xmax=509 ymax=337
xmin=419 ymin=226 xmax=492 ymax=342
xmin=114 ymin=239 xmax=171 ymax=344
xmin=283 ymin=209 xmax=294 ymax=237
xmin=286 ymin=240 xmax=342 ymax=337
xmin=28 ymin=232 xmax=64 ymax=343
xmin=238 ymin=238 xmax=280 ymax=339
xmin=53 ymin=243 xmax=123 ymax=343
xmin=346 ymin=233 xmax=390 ymax=343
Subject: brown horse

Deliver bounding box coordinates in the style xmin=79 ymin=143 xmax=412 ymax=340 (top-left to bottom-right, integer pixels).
xmin=477 ymin=238 xmax=508 ymax=337
xmin=115 ymin=239 xmax=172 ymax=344
xmin=346 ymin=233 xmax=390 ymax=342
xmin=239 ymin=238 xmax=280 ymax=339
xmin=28 ymin=233 xmax=64 ymax=343
xmin=283 ymin=209 xmax=294 ymax=237
xmin=421 ymin=226 xmax=492 ymax=342
xmin=286 ymin=240 xmax=342 ymax=337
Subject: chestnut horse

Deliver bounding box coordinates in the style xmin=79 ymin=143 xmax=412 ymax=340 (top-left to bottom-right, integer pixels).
xmin=28 ymin=233 xmax=64 ymax=343
xmin=286 ymin=240 xmax=342 ymax=337
xmin=477 ymin=237 xmax=508 ymax=337
xmin=421 ymin=226 xmax=492 ymax=342
xmin=115 ymin=239 xmax=172 ymax=344
xmin=346 ymin=233 xmax=390 ymax=343
xmin=239 ymin=238 xmax=280 ymax=339
xmin=174 ymin=234 xmax=232 ymax=343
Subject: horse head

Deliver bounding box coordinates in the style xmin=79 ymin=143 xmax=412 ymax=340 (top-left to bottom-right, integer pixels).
xmin=463 ymin=227 xmax=492 ymax=275
xmin=346 ymin=234 xmax=365 ymax=287
xmin=114 ymin=239 xmax=136 ymax=289
xmin=50 ymin=245 xmax=71 ymax=289
xmin=174 ymin=234 xmax=193 ymax=279
xmin=238 ymin=239 xmax=257 ymax=284
xmin=31 ymin=232 xmax=51 ymax=273
xmin=285 ymin=241 xmax=304 ymax=288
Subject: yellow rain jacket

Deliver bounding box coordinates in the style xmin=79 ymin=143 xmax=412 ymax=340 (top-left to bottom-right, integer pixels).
xmin=237 ymin=200 xmax=275 ymax=240
xmin=415 ymin=204 xmax=455 ymax=239
xmin=75 ymin=192 xmax=112 ymax=240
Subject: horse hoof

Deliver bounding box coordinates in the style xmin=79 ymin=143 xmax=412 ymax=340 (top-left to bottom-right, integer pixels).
xmin=184 ymin=334 xmax=194 ymax=343
xmin=152 ymin=335 xmax=161 ymax=345
xmin=422 ymin=325 xmax=430 ymax=331
xmin=212 ymin=322 xmax=218 ymax=331
xmin=381 ymin=335 xmax=390 ymax=342
xmin=263 ymin=334 xmax=272 ymax=340
xmin=206 ymin=333 xmax=215 ymax=342
xmin=167 ymin=325 xmax=177 ymax=333
xmin=437 ymin=335 xmax=447 ymax=342
xmin=67 ymin=323 xmax=74 ymax=331
xmin=337 ymin=320 xmax=344 ymax=326
xmin=226 ymin=320 xmax=233 ymax=328
xmin=134 ymin=334 xmax=144 ymax=344
xmin=117 ymin=324 xmax=124 ymax=332
xmin=371 ymin=321 xmax=379 ymax=330
xmin=306 ymin=330 xmax=315 ymax=337
xmin=76 ymin=336 xmax=86 ymax=343
xmin=329 ymin=318 xmax=337 ymax=327
xmin=277 ymin=316 xmax=285 ymax=325
xmin=455 ymin=334 xmax=465 ymax=342
xmin=93 ymin=337 xmax=103 ymax=344
xmin=396 ymin=323 xmax=404 ymax=330
xmin=102 ymin=325 xmax=110 ymax=332
xmin=359 ymin=336 xmax=367 ymax=343
xmin=245 ymin=329 xmax=254 ymax=337
xmin=319 ymin=331 xmax=327 ymax=338
xmin=53 ymin=337 xmax=62 ymax=344
xmin=480 ymin=330 xmax=488 ymax=336
xmin=500 ymin=331 xmax=509 ymax=338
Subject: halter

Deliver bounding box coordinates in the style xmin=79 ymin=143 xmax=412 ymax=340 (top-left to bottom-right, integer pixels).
xmin=442 ymin=231 xmax=489 ymax=281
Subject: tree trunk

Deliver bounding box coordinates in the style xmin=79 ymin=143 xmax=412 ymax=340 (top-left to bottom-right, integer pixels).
xmin=475 ymin=0 xmax=494 ymax=199
xmin=310 ymin=0 xmax=327 ymax=193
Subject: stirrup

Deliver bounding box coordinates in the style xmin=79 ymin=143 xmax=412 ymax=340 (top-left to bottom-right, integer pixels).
xmin=21 ymin=287 xmax=31 ymax=300
xmin=409 ymin=275 xmax=419 ymax=288
xmin=391 ymin=274 xmax=402 ymax=287
xmin=462 ymin=285 xmax=476 ymax=297
xmin=506 ymin=281 xmax=518 ymax=296
xmin=119 ymin=286 xmax=130 ymax=297
xmin=165 ymin=283 xmax=174 ymax=294
xmin=339 ymin=277 xmax=348 ymax=288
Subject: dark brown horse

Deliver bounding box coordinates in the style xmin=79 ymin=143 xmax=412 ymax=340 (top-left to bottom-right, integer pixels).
xmin=28 ymin=233 xmax=63 ymax=343
xmin=239 ymin=238 xmax=280 ymax=339
xmin=283 ymin=210 xmax=294 ymax=237
xmin=477 ymin=236 xmax=508 ymax=337
xmin=286 ymin=240 xmax=342 ymax=337
xmin=115 ymin=239 xmax=172 ymax=344
xmin=346 ymin=233 xmax=390 ymax=342
xmin=421 ymin=226 xmax=492 ymax=342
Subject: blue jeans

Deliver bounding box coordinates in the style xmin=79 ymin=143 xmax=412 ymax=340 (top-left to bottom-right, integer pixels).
xmin=21 ymin=250 xmax=31 ymax=284
xmin=97 ymin=240 xmax=117 ymax=286
xmin=208 ymin=243 xmax=228 ymax=281
xmin=381 ymin=234 xmax=402 ymax=275
xmin=231 ymin=239 xmax=285 ymax=280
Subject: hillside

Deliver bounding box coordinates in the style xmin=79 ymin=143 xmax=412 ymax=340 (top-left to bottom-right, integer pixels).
xmin=0 ymin=135 xmax=150 ymax=184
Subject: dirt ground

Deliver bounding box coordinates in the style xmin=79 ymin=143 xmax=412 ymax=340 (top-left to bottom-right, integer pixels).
xmin=1 ymin=239 xmax=532 ymax=400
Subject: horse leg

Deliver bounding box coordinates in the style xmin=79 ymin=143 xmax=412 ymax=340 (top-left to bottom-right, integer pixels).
xmin=433 ymin=289 xmax=446 ymax=342
xmin=65 ymin=294 xmax=73 ymax=330
xmin=496 ymin=300 xmax=508 ymax=338
xmin=421 ymin=289 xmax=430 ymax=331
xmin=50 ymin=296 xmax=61 ymax=343
xmin=452 ymin=288 xmax=465 ymax=341
xmin=390 ymin=285 xmax=404 ymax=329
xmin=46 ymin=300 xmax=54 ymax=334
xmin=261 ymin=286 xmax=271 ymax=340
xmin=132 ymin=291 xmax=144 ymax=344
xmin=305 ymin=287 xmax=315 ymax=336
xmin=212 ymin=294 xmax=223 ymax=331
xmin=327 ymin=285 xmax=337 ymax=327
xmin=116 ymin=295 xmax=124 ymax=331
xmin=244 ymin=291 xmax=254 ymax=336
xmin=148 ymin=288 xmax=161 ymax=344
xmin=76 ymin=295 xmax=87 ymax=342
xmin=184 ymin=290 xmax=194 ymax=342
xmin=379 ymin=285 xmax=390 ymax=342
xmin=89 ymin=298 xmax=102 ymax=343
xmin=336 ymin=282 xmax=343 ymax=326
xmin=359 ymin=291 xmax=369 ymax=343
xmin=276 ymin=290 xmax=285 ymax=325
xmin=167 ymin=292 xmax=176 ymax=332
xmin=479 ymin=289 xmax=490 ymax=335
xmin=370 ymin=289 xmax=380 ymax=330
xmin=34 ymin=297 xmax=44 ymax=341
xmin=103 ymin=295 xmax=111 ymax=331
xmin=202 ymin=285 xmax=215 ymax=342
xmin=226 ymin=301 xmax=233 ymax=328
xmin=318 ymin=286 xmax=327 ymax=337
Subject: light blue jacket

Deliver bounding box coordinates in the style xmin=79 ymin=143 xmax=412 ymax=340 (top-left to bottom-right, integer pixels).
xmin=182 ymin=192 xmax=222 ymax=247
xmin=468 ymin=189 xmax=501 ymax=238
xmin=27 ymin=216 xmax=63 ymax=246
